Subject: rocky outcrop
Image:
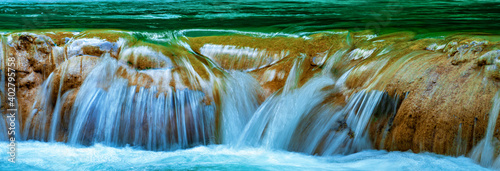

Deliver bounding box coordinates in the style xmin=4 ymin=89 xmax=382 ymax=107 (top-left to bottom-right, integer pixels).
xmin=343 ymin=34 xmax=500 ymax=156
xmin=186 ymin=31 xmax=500 ymax=157
xmin=2 ymin=30 xmax=500 ymax=158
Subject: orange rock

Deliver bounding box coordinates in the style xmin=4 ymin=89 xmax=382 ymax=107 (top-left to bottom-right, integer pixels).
xmin=345 ymin=33 xmax=500 ymax=156
xmin=7 ymin=29 xmax=500 ymax=157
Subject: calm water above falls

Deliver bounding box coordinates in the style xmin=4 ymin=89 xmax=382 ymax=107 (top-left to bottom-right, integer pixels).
xmin=1 ymin=0 xmax=500 ymax=170
xmin=0 ymin=0 xmax=499 ymax=33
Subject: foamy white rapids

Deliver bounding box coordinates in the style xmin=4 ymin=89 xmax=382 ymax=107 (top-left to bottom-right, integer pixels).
xmin=0 ymin=141 xmax=490 ymax=171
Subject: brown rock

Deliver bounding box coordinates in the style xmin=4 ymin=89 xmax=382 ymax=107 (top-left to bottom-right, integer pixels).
xmin=345 ymin=33 xmax=500 ymax=156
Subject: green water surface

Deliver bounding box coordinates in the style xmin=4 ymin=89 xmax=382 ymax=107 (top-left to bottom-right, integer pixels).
xmin=0 ymin=0 xmax=498 ymax=34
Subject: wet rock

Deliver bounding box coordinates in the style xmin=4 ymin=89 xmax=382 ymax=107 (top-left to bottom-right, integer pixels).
xmin=8 ymin=33 xmax=56 ymax=73
xmin=4 ymin=33 xmax=58 ymax=132
xmin=66 ymin=38 xmax=124 ymax=58
xmin=51 ymin=56 xmax=102 ymax=97
xmin=7 ymin=29 xmax=500 ymax=157
xmin=345 ymin=34 xmax=500 ymax=156
xmin=19 ymin=72 xmax=43 ymax=90
xmin=187 ymin=33 xmax=350 ymax=96
xmin=476 ymin=50 xmax=500 ymax=66
xmin=119 ymin=43 xmax=174 ymax=70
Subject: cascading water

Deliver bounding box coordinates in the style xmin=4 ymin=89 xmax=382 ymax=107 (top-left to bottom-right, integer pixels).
xmin=199 ymin=44 xmax=289 ymax=71
xmin=237 ymin=81 xmax=398 ymax=155
xmin=220 ymin=71 xmax=262 ymax=144
xmin=14 ymin=34 xmax=403 ymax=156
xmin=23 ymin=73 xmax=54 ymax=141
xmin=1 ymin=0 xmax=500 ymax=170
xmin=233 ymin=52 xmax=400 ymax=155
xmin=471 ymin=91 xmax=500 ymax=169
xmin=68 ymin=56 xmax=216 ymax=150
xmin=236 ymin=75 xmax=335 ymax=149
xmin=0 ymin=30 xmax=494 ymax=170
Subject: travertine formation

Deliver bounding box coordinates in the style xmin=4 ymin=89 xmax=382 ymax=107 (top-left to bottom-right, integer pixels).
xmin=1 ymin=29 xmax=499 ymax=158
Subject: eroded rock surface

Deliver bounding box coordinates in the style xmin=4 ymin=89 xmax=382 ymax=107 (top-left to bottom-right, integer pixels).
xmin=1 ymin=30 xmax=500 ymax=158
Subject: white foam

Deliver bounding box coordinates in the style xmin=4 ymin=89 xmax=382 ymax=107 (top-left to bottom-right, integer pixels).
xmin=0 ymin=141 xmax=489 ymax=171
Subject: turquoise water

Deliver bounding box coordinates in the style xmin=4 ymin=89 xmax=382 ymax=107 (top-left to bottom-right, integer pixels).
xmin=0 ymin=0 xmax=499 ymax=33
xmin=1 ymin=0 xmax=499 ymax=170
xmin=0 ymin=142 xmax=491 ymax=170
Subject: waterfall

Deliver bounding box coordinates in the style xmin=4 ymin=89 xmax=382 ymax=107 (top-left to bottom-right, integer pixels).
xmin=48 ymin=63 xmax=70 ymax=142
xmin=0 ymin=32 xmax=408 ymax=157
xmin=237 ymin=75 xmax=336 ymax=149
xmin=321 ymin=48 xmax=349 ymax=76
xmin=199 ymin=44 xmax=289 ymax=71
xmin=288 ymin=90 xmax=393 ymax=155
xmin=23 ymin=73 xmax=54 ymax=140
xmin=21 ymin=50 xmax=219 ymax=150
xmin=220 ymin=71 xmax=262 ymax=144
xmin=67 ymin=57 xmax=216 ymax=150
xmin=5 ymin=32 xmax=402 ymax=157
xmin=227 ymin=47 xmax=400 ymax=155
xmin=229 ymin=48 xmax=400 ymax=155
xmin=236 ymin=76 xmax=395 ymax=155
xmin=470 ymin=91 xmax=500 ymax=169
xmin=334 ymin=90 xmax=386 ymax=154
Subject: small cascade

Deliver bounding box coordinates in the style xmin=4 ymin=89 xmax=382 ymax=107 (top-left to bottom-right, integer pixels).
xmin=237 ymin=75 xmax=335 ymax=149
xmin=220 ymin=71 xmax=262 ymax=144
xmin=283 ymin=55 xmax=306 ymax=93
xmin=51 ymin=46 xmax=68 ymax=68
xmin=21 ymin=50 xmax=220 ymax=151
xmin=48 ymin=89 xmax=73 ymax=142
xmin=66 ymin=57 xmax=216 ymax=150
xmin=321 ymin=48 xmax=349 ymax=76
xmin=7 ymin=29 xmax=498 ymax=170
xmin=237 ymin=71 xmax=395 ymax=155
xmin=199 ymin=44 xmax=289 ymax=71
xmin=337 ymin=90 xmax=385 ymax=154
xmin=470 ymin=91 xmax=500 ymax=169
xmin=23 ymin=73 xmax=57 ymax=141
xmin=47 ymin=63 xmax=70 ymax=142
xmin=291 ymin=90 xmax=395 ymax=155
xmin=236 ymin=57 xmax=309 ymax=148
xmin=454 ymin=123 xmax=468 ymax=156
xmin=234 ymin=50 xmax=399 ymax=155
